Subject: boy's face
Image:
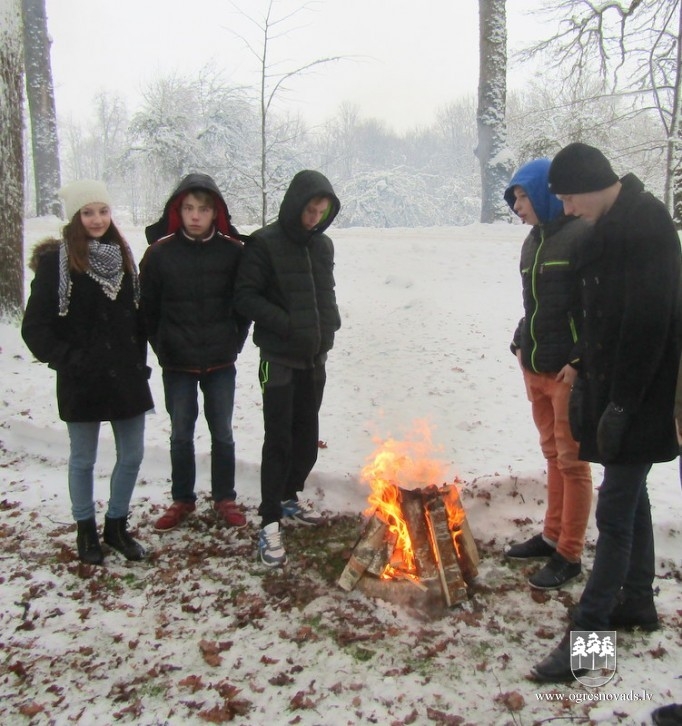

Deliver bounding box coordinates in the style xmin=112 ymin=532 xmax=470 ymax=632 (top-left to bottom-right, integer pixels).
xmin=557 ymin=191 xmax=605 ymax=224
xmin=512 ymin=187 xmax=539 ymax=226
xmin=80 ymin=203 xmax=112 ymax=238
xmin=301 ymin=197 xmax=331 ymax=231
xmin=181 ymin=192 xmax=217 ymax=238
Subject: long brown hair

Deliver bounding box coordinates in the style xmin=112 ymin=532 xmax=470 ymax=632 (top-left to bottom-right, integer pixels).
xmin=63 ymin=213 xmax=134 ymax=274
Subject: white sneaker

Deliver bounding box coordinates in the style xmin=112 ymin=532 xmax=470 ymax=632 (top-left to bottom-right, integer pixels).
xmin=281 ymin=499 xmax=326 ymax=526
xmin=258 ymin=522 xmax=287 ymax=567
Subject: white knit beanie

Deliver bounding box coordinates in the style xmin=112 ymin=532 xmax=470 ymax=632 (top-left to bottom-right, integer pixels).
xmin=58 ymin=180 xmax=112 ymax=219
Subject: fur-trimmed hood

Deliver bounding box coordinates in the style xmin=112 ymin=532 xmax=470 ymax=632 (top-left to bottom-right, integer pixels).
xmin=28 ymin=238 xmax=61 ymax=272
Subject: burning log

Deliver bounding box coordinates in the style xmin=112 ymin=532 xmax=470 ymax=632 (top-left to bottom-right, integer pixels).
xmin=442 ymin=484 xmax=479 ymax=582
xmin=337 ymin=515 xmax=388 ymax=592
xmin=454 ymin=519 xmax=479 ymax=582
xmin=401 ymin=488 xmax=440 ymax=584
xmin=365 ymin=528 xmax=396 ymax=577
xmin=422 ymin=485 xmax=467 ymax=607
xmin=338 ymin=481 xmax=479 ymax=612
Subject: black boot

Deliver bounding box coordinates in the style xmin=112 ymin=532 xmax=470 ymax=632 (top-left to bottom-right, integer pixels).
xmin=76 ymin=518 xmax=104 ymax=565
xmin=529 ymin=628 xmax=588 ymax=683
xmin=609 ymin=594 xmax=659 ymax=631
xmin=103 ymin=515 xmax=147 ymax=561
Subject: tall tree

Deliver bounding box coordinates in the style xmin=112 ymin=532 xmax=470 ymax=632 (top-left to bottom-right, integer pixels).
xmin=477 ymin=0 xmax=513 ymax=222
xmin=232 ymin=0 xmax=342 ymax=225
xmin=128 ymin=70 xmax=260 ymax=223
xmin=22 ymin=0 xmax=60 ymax=216
xmin=524 ymin=0 xmax=682 ymax=224
xmin=0 ymin=0 xmax=24 ymax=316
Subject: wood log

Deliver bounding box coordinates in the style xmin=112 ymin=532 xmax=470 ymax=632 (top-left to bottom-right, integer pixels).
xmin=453 ymin=518 xmax=480 ymax=583
xmin=423 ymin=490 xmax=468 ymax=606
xmin=400 ymin=488 xmax=439 ymax=585
xmin=337 ymin=515 xmax=388 ymax=591
xmin=441 ymin=483 xmax=480 ymax=583
xmin=366 ymin=528 xmax=396 ymax=576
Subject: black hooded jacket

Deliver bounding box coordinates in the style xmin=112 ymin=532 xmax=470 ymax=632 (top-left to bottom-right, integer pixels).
xmin=140 ymin=173 xmax=250 ymax=372
xmin=234 ymin=170 xmax=341 ymax=366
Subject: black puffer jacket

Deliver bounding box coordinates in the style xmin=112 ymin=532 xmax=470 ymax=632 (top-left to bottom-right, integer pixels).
xmin=234 ymin=170 xmax=341 ymax=366
xmin=574 ymin=174 xmax=682 ymax=464
xmin=140 ymin=175 xmax=250 ymax=372
xmin=512 ymin=215 xmax=591 ymax=372
xmin=22 ymin=240 xmax=153 ymax=422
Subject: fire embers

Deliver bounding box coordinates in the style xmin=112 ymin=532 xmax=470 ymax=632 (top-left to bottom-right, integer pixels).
xmin=338 ymin=422 xmax=479 ymax=612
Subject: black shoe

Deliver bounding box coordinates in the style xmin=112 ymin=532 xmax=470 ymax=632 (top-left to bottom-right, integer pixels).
xmin=609 ymin=594 xmax=659 ymax=631
xmin=528 ymin=552 xmax=581 ymax=590
xmin=505 ymin=533 xmax=555 ymax=560
xmin=653 ymin=704 xmax=682 ymax=726
xmin=103 ymin=515 xmax=147 ymax=561
xmin=530 ymin=631 xmax=587 ymax=683
xmin=76 ymin=518 xmax=104 ymax=565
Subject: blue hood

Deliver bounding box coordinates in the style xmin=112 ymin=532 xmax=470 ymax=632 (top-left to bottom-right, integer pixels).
xmin=504 ymin=158 xmax=563 ymax=224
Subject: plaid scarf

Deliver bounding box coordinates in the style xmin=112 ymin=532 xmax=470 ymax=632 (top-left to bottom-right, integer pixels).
xmin=58 ymin=239 xmax=140 ymax=316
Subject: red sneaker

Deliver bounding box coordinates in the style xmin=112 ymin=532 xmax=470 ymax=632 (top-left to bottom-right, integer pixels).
xmin=214 ymin=499 xmax=247 ymax=528
xmin=154 ymin=501 xmax=196 ymax=531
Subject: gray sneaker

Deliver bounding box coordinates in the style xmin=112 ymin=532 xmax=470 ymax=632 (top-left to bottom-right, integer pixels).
xmin=281 ymin=499 xmax=326 ymax=526
xmin=258 ymin=522 xmax=287 ymax=568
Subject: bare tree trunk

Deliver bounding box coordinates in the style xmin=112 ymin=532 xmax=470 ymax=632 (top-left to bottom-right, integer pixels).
xmin=667 ymin=3 xmax=682 ymax=226
xmin=22 ymin=0 xmax=60 ymax=217
xmin=0 ymin=0 xmax=25 ymax=316
xmin=476 ymin=0 xmax=513 ymax=223
xmin=260 ymin=5 xmax=269 ymax=227
xmin=233 ymin=0 xmax=342 ymax=227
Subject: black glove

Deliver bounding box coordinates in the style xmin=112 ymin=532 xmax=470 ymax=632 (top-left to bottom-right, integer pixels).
xmin=597 ymin=402 xmax=630 ymax=463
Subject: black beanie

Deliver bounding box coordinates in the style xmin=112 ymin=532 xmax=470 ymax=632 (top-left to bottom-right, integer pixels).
xmin=548 ymin=142 xmax=619 ymax=194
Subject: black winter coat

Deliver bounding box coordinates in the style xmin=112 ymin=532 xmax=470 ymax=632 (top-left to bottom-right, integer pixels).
xmin=21 ymin=240 xmax=154 ymax=423
xmin=512 ymin=215 xmax=591 ymax=372
xmin=573 ymin=174 xmax=682 ymax=464
xmin=234 ymin=170 xmax=341 ymax=366
xmin=140 ymin=231 xmax=249 ymax=372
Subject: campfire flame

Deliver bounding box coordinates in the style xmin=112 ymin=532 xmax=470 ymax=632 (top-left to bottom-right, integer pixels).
xmin=361 ymin=420 xmax=461 ymax=580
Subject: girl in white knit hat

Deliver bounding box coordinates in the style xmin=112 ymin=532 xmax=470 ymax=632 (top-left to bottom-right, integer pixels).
xmin=21 ymin=180 xmax=153 ymax=565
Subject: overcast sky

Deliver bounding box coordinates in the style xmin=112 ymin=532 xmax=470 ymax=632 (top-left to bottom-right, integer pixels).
xmin=45 ymin=0 xmax=546 ymax=133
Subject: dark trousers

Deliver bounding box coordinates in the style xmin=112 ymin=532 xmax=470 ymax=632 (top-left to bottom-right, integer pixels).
xmin=163 ymin=367 xmax=237 ymax=503
xmin=258 ymin=361 xmax=326 ymax=526
xmin=573 ymin=462 xmax=654 ymax=631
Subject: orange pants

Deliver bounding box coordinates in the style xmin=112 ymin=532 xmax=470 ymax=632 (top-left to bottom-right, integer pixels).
xmin=523 ymin=369 xmax=593 ymax=562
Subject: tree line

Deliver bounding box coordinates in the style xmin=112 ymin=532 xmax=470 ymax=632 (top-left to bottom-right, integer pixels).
xmin=2 ymin=0 xmax=680 ymax=317
xmin=33 ymin=71 xmax=663 ymax=232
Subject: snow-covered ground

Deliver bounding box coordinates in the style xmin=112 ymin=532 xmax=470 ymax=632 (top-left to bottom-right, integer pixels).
xmin=0 ymin=217 xmax=679 ymax=724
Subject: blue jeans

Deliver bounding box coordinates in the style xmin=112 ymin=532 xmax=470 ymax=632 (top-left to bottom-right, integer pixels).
xmin=573 ymin=462 xmax=654 ymax=631
xmin=163 ymin=367 xmax=236 ymax=503
xmin=67 ymin=413 xmax=146 ymax=521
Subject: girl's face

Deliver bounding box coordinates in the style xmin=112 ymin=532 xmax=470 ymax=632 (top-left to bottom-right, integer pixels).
xmin=80 ymin=203 xmax=112 ymax=239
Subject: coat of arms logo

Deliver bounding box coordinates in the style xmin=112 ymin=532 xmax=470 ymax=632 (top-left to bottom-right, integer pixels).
xmin=570 ymin=630 xmax=617 ymax=687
